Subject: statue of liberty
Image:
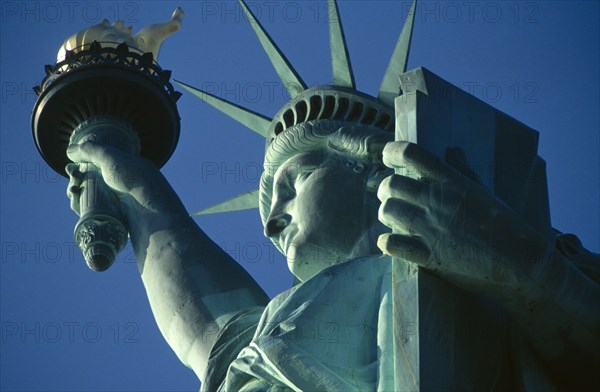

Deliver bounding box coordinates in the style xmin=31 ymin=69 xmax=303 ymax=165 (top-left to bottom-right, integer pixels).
xmin=60 ymin=1 xmax=599 ymax=390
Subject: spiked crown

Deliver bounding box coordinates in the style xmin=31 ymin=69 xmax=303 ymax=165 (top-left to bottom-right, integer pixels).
xmin=175 ymin=0 xmax=416 ymax=216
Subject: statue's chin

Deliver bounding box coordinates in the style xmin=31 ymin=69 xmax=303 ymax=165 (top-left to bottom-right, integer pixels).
xmin=286 ymin=244 xmax=344 ymax=282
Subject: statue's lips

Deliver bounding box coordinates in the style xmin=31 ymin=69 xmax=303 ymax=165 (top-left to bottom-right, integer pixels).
xmin=281 ymin=227 xmax=298 ymax=256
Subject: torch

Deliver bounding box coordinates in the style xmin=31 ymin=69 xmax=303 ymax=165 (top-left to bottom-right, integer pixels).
xmin=31 ymin=40 xmax=181 ymax=271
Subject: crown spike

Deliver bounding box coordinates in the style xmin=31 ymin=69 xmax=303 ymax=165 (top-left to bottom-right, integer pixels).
xmin=191 ymin=189 xmax=260 ymax=215
xmin=377 ymin=0 xmax=417 ymax=106
xmin=239 ymin=0 xmax=307 ymax=98
xmin=328 ymin=0 xmax=355 ymax=88
xmin=174 ymin=80 xmax=271 ymax=137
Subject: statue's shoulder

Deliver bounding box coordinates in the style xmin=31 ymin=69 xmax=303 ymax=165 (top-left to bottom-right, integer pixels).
xmin=555 ymin=233 xmax=600 ymax=283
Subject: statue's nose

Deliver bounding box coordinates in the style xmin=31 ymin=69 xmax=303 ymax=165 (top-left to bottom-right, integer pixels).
xmin=264 ymin=214 xmax=292 ymax=237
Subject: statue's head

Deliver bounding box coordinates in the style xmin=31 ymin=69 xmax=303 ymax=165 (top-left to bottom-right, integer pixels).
xmin=178 ymin=0 xmax=416 ymax=281
xmin=259 ymin=120 xmax=392 ymax=281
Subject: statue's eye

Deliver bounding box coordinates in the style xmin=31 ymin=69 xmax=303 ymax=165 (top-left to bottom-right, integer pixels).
xmin=273 ymin=175 xmax=296 ymax=200
xmin=298 ymin=166 xmax=314 ymax=179
xmin=294 ymin=166 xmax=317 ymax=186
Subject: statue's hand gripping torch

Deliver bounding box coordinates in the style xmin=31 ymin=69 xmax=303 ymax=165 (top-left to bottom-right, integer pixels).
xmin=32 ymin=14 xmax=182 ymax=273
xmin=69 ymin=117 xmax=141 ymax=272
xmin=32 ymin=41 xmax=182 ymax=272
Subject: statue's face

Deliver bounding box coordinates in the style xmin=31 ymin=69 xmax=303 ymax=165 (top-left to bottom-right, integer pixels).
xmin=265 ymin=150 xmax=381 ymax=281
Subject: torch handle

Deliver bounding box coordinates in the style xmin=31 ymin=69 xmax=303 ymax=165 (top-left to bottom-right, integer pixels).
xmin=73 ymin=162 xmax=128 ymax=271
xmin=69 ymin=116 xmax=141 ymax=272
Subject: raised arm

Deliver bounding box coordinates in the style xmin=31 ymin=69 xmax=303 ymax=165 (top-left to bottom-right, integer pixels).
xmin=66 ymin=141 xmax=269 ymax=380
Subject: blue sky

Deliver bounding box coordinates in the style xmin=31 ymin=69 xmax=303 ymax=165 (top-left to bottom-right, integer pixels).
xmin=1 ymin=1 xmax=598 ymax=391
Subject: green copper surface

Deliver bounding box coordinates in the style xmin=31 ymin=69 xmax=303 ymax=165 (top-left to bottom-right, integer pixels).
xmin=238 ymin=0 xmax=307 ymax=98
xmin=174 ymin=80 xmax=271 ymax=138
xmin=192 ymin=189 xmax=259 ymax=216
xmin=328 ymin=0 xmax=355 ymax=89
xmin=378 ymin=0 xmax=416 ymax=106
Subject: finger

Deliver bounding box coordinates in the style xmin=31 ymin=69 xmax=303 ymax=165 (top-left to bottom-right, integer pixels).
xmin=377 ymin=233 xmax=431 ymax=266
xmin=382 ymin=141 xmax=454 ymax=182
xmin=66 ymin=163 xmax=82 ymax=215
xmin=67 ymin=141 xmax=135 ymax=174
xmin=69 ymin=189 xmax=81 ymax=215
xmin=67 ymin=180 xmax=80 ymax=211
xmin=65 ymin=163 xmax=83 ymax=180
xmin=67 ymin=141 xmax=108 ymax=165
xmin=67 ymin=142 xmax=149 ymax=193
xmin=65 ymin=163 xmax=83 ymax=196
xmin=377 ymin=174 xmax=425 ymax=207
xmin=66 ymin=177 xmax=81 ymax=200
xmin=378 ymin=198 xmax=430 ymax=237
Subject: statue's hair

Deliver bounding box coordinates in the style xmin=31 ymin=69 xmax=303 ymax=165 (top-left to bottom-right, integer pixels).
xmin=259 ymin=120 xmax=393 ymax=233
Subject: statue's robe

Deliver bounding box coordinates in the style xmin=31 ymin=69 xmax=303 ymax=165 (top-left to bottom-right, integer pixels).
xmin=201 ymin=235 xmax=598 ymax=391
xmin=201 ymin=256 xmax=515 ymax=391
